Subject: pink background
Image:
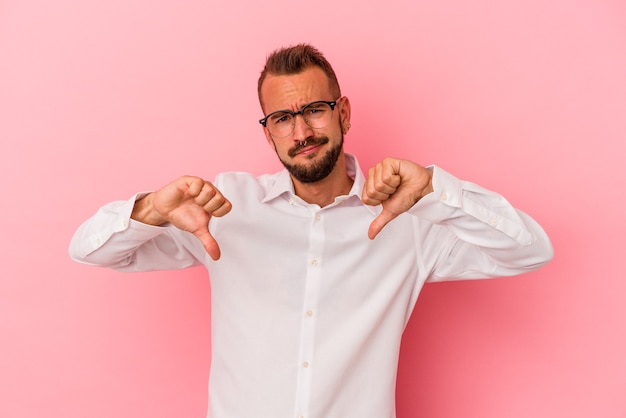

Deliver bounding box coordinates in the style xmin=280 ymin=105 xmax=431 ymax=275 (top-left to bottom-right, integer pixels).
xmin=1 ymin=0 xmax=625 ymax=417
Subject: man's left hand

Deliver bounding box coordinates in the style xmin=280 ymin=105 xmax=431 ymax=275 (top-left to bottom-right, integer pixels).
xmin=362 ymin=157 xmax=434 ymax=239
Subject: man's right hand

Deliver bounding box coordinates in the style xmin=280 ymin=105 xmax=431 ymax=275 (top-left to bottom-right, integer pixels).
xmin=131 ymin=176 xmax=232 ymax=260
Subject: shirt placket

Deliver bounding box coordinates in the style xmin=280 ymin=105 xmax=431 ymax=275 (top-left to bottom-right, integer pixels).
xmin=294 ymin=208 xmax=325 ymax=418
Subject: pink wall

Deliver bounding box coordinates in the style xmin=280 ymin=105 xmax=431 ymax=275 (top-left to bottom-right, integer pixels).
xmin=1 ymin=0 xmax=625 ymax=417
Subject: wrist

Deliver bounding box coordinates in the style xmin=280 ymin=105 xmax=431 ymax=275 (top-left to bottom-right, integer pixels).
xmin=419 ymin=167 xmax=434 ymax=200
xmin=131 ymin=193 xmax=167 ymax=226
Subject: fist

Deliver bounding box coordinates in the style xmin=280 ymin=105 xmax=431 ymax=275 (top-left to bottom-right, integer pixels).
xmin=134 ymin=176 xmax=232 ymax=260
xmin=362 ymin=158 xmax=433 ymax=239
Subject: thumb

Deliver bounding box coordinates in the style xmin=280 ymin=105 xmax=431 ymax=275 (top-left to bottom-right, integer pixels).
xmin=195 ymin=229 xmax=222 ymax=260
xmin=368 ymin=208 xmax=399 ymax=240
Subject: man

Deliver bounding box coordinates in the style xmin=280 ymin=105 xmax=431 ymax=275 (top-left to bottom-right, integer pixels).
xmin=69 ymin=44 xmax=553 ymax=418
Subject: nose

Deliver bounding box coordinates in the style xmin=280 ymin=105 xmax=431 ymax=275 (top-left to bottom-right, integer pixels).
xmin=291 ymin=113 xmax=313 ymax=142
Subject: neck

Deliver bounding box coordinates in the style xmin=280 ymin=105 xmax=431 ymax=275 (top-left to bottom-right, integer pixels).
xmin=292 ymin=153 xmax=354 ymax=207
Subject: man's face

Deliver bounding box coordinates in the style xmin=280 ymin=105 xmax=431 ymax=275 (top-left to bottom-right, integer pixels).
xmin=260 ymin=67 xmax=349 ymax=183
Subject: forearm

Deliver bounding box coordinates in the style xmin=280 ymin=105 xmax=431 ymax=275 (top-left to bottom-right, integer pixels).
xmin=69 ymin=194 xmax=201 ymax=271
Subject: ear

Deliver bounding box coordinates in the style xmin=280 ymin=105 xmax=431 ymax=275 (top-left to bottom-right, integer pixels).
xmin=339 ymin=96 xmax=352 ymax=134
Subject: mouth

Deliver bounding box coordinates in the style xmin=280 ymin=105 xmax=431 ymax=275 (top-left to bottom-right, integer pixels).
xmin=288 ymin=137 xmax=329 ymax=158
xmin=297 ymin=144 xmax=322 ymax=156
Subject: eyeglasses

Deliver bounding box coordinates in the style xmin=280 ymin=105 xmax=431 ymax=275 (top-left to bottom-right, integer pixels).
xmin=259 ymin=99 xmax=340 ymax=138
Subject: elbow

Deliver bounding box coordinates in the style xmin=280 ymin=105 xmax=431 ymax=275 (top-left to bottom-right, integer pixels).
xmin=68 ymin=233 xmax=88 ymax=264
xmin=68 ymin=238 xmax=100 ymax=266
xmin=68 ymin=230 xmax=116 ymax=268
xmin=519 ymin=211 xmax=555 ymax=271
xmin=535 ymin=236 xmax=555 ymax=269
xmin=521 ymin=232 xmax=554 ymax=272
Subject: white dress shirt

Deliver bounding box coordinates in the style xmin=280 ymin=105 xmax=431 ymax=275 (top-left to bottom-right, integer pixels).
xmin=69 ymin=154 xmax=552 ymax=418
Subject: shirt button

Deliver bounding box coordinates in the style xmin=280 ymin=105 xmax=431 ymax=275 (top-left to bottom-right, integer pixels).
xmin=315 ymin=214 xmax=321 ymax=221
xmin=489 ymin=216 xmax=498 ymax=226
xmin=440 ymin=192 xmax=448 ymax=202
xmin=306 ymin=310 xmax=314 ymax=317
xmin=303 ymin=361 xmax=309 ymax=368
xmin=311 ymin=259 xmax=319 ymax=266
xmin=289 ymin=198 xmax=295 ymax=205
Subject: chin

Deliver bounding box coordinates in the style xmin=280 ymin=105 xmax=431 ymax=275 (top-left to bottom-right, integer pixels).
xmin=281 ymin=139 xmax=343 ymax=184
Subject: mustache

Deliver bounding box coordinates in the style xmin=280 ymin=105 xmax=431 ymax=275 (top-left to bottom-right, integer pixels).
xmin=288 ymin=136 xmax=329 ymax=158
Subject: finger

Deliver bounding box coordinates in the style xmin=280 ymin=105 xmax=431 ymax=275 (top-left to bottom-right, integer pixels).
xmin=193 ymin=182 xmax=218 ymax=206
xmin=361 ymin=188 xmax=385 ymax=206
xmin=195 ymin=228 xmax=222 ymax=260
xmin=202 ymin=188 xmax=231 ymax=216
xmin=203 ymin=195 xmax=232 ymax=217
xmin=368 ymin=208 xmax=398 ymax=240
xmin=212 ymin=199 xmax=232 ymax=217
xmin=362 ymin=162 xmax=402 ymax=205
xmin=376 ymin=162 xmax=402 ymax=190
xmin=362 ymin=178 xmax=392 ymax=203
xmin=182 ymin=177 xmax=205 ymax=197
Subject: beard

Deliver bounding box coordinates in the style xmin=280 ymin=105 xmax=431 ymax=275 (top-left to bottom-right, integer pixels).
xmin=277 ymin=134 xmax=344 ymax=183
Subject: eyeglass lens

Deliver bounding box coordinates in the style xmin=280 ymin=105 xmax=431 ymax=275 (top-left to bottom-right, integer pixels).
xmin=267 ymin=102 xmax=334 ymax=138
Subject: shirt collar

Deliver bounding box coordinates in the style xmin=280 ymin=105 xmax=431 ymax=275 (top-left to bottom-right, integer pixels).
xmin=261 ymin=153 xmax=378 ymax=215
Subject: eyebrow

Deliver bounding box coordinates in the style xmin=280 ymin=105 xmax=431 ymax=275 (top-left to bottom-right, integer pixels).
xmin=265 ymin=99 xmax=331 ymax=117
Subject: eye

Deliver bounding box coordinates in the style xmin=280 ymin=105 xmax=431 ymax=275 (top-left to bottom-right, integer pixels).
xmin=269 ymin=112 xmax=291 ymax=125
xmin=304 ymin=103 xmax=328 ymax=117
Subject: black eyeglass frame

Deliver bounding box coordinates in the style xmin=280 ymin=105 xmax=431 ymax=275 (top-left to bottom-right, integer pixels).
xmin=258 ymin=99 xmax=339 ymax=128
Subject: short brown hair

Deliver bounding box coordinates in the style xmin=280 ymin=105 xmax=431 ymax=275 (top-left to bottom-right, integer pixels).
xmin=258 ymin=44 xmax=341 ymax=108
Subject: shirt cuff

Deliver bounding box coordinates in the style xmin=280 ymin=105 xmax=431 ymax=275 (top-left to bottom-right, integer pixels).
xmin=409 ymin=165 xmax=461 ymax=223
